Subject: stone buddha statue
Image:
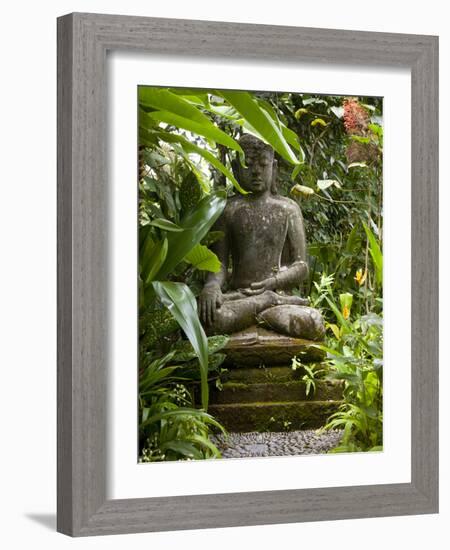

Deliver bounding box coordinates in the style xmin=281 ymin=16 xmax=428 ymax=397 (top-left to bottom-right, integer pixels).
xmin=199 ymin=133 xmax=324 ymax=344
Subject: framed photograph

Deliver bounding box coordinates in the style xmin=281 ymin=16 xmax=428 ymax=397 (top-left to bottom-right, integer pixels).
xmin=57 ymin=12 xmax=438 ymax=536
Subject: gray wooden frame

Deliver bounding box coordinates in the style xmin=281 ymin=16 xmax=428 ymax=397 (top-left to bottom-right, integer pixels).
xmin=57 ymin=12 xmax=438 ymax=537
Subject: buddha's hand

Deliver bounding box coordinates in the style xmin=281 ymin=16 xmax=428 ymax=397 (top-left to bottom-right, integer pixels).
xmin=241 ymin=276 xmax=277 ymax=296
xmin=199 ymin=283 xmax=223 ymax=326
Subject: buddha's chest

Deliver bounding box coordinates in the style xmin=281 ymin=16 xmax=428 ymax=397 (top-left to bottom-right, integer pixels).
xmin=230 ymin=204 xmax=288 ymax=250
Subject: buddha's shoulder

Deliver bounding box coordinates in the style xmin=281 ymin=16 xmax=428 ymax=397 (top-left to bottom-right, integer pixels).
xmin=225 ymin=195 xmax=242 ymax=206
xmin=220 ymin=196 xmax=241 ymax=223
xmin=223 ymin=195 xmax=241 ymax=213
xmin=270 ymin=195 xmax=301 ymax=212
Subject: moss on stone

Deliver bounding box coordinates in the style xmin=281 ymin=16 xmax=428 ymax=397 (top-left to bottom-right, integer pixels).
xmin=223 ymin=326 xmax=325 ymax=367
xmin=224 ymin=366 xmax=299 ymax=383
xmin=208 ymin=400 xmax=342 ymax=433
xmin=210 ymin=380 xmax=343 ymax=405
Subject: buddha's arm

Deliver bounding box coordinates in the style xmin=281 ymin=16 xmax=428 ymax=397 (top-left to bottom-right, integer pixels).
xmin=274 ymin=201 xmax=309 ymax=290
xmin=199 ymin=215 xmax=229 ymax=325
xmin=203 ymin=215 xmax=229 ymax=290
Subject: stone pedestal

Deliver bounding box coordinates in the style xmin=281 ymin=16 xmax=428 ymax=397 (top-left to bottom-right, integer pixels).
xmin=207 ymin=327 xmax=342 ymax=433
xmin=223 ymin=325 xmax=325 ymax=367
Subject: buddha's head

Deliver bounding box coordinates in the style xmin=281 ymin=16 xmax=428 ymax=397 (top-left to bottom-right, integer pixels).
xmin=233 ymin=134 xmax=277 ymax=195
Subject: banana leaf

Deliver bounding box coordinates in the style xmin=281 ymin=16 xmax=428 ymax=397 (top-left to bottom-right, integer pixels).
xmin=142 ymin=109 xmax=241 ymax=152
xmin=139 ymin=88 xmax=212 ymax=125
xmin=184 ymin=244 xmax=221 ymax=272
xmin=154 ymin=190 xmax=226 ymax=281
xmin=151 ymin=130 xmax=247 ymax=194
xmin=152 ymin=280 xmax=210 ymax=410
xmin=217 ymin=90 xmax=301 ymax=165
xmin=138 ymin=88 xmax=242 ymax=152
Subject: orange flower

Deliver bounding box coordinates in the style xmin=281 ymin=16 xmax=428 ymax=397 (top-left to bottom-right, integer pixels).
xmin=342 ymin=305 xmax=350 ymax=320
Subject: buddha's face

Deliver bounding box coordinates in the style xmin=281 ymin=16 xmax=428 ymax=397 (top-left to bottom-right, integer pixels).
xmin=238 ymin=146 xmax=274 ymax=194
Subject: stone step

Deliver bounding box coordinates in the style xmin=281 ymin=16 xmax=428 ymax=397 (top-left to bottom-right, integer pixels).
xmin=210 ymin=380 xmax=343 ymax=404
xmin=224 ymin=325 xmax=325 ymax=367
xmin=208 ymin=400 xmax=342 ymax=433
xmin=223 ymin=365 xmax=320 ymax=384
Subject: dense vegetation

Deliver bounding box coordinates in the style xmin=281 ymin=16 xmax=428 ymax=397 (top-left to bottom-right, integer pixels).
xmin=138 ymin=87 xmax=383 ymax=460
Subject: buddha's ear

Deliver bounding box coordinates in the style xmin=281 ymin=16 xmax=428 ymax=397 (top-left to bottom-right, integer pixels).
xmin=271 ymin=158 xmax=279 ymax=194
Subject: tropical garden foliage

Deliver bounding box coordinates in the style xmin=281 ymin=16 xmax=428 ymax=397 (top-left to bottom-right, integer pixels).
xmin=138 ymin=86 xmax=383 ymax=460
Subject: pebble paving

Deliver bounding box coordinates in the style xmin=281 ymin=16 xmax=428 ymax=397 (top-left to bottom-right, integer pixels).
xmin=211 ymin=429 xmax=343 ymax=459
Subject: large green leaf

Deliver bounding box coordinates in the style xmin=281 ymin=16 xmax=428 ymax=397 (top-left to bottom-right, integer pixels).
xmin=151 ymin=130 xmax=247 ymax=194
xmin=218 ymin=90 xmax=301 ymax=165
xmin=184 ymin=244 xmax=221 ymax=272
xmin=167 ymin=88 xmax=210 ymax=107
xmin=206 ymin=103 xmax=242 ymax=121
xmin=142 ymin=110 xmax=242 ymax=152
xmin=142 ymin=237 xmax=168 ymax=285
xmin=152 ymin=282 xmax=210 ymax=409
xmin=149 ymin=218 xmax=184 ymax=232
xmin=139 ymin=88 xmax=212 ymax=126
xmin=151 ymin=190 xmax=226 ymax=281
xmin=256 ymin=97 xmax=304 ymax=159
xmin=141 ymin=192 xmax=226 ymax=290
xmin=363 ymin=223 xmax=383 ymax=285
xmin=207 ymin=96 xmax=304 ymax=160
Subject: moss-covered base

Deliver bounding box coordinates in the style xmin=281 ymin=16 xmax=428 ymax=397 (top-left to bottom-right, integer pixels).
xmin=208 ymin=362 xmax=343 ymax=433
xmin=223 ymin=365 xmax=304 ymax=383
xmin=224 ymin=325 xmax=325 ymax=366
xmin=208 ymin=401 xmax=342 ymax=432
xmin=210 ymin=379 xmax=343 ymax=404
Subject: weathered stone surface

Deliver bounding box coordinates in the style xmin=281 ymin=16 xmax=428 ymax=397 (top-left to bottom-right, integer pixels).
xmin=258 ymin=304 xmax=325 ymax=341
xmin=208 ymin=401 xmax=342 ymax=433
xmin=210 ymin=379 xmax=344 ymax=405
xmin=223 ymin=325 xmax=325 ymax=366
